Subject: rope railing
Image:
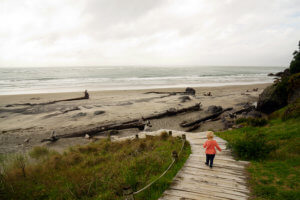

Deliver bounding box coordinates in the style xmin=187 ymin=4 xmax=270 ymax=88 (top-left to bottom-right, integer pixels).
xmin=123 ymin=133 xmax=186 ymax=200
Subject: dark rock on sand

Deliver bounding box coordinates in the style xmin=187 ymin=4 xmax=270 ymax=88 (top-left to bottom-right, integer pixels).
xmin=179 ymin=96 xmax=191 ymax=103
xmin=185 ymin=87 xmax=196 ymax=95
xmin=207 ymin=105 xmax=223 ymax=114
xmin=268 ymin=73 xmax=275 ymax=76
xmin=82 ymin=105 xmax=93 ymax=109
xmin=72 ymin=112 xmax=87 ymax=118
xmin=246 ymin=110 xmax=262 ymax=118
xmin=94 ymin=110 xmax=105 ymax=115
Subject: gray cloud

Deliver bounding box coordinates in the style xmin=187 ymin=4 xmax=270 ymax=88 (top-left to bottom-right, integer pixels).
xmin=0 ymin=0 xmax=299 ymax=67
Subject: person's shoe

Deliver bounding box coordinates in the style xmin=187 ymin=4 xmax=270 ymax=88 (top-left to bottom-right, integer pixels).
xmin=205 ymin=162 xmax=208 ymax=166
xmin=209 ymin=165 xmax=213 ymax=169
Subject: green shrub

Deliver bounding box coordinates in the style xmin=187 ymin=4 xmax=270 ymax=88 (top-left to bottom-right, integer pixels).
xmin=236 ymin=118 xmax=268 ymax=127
xmin=254 ymin=185 xmax=278 ymax=199
xmin=275 ymin=76 xmax=289 ymax=100
xmin=13 ymin=154 xmax=27 ymax=178
xmin=290 ymin=58 xmax=300 ymax=74
xmin=289 ymin=41 xmax=300 ymax=74
xmin=29 ymin=146 xmax=50 ymax=159
xmin=248 ymin=118 xmax=268 ymax=127
xmin=230 ymin=132 xmax=278 ymax=160
xmin=282 ymin=98 xmax=300 ymax=120
xmin=160 ymin=131 xmax=169 ymax=140
xmin=235 ymin=118 xmax=248 ymax=124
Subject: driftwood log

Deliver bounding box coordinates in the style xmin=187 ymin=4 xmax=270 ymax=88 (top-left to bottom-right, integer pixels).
xmin=6 ymin=91 xmax=89 ymax=107
xmin=41 ymin=121 xmax=145 ymax=142
xmin=231 ymin=106 xmax=255 ymax=115
xmin=186 ymin=123 xmax=201 ymax=132
xmin=145 ymin=103 xmax=201 ymax=120
xmin=41 ymin=103 xmax=202 ymax=142
xmin=144 ymin=87 xmax=196 ymax=96
xmin=122 ymin=103 xmax=201 ymax=124
xmin=180 ymin=107 xmax=233 ymax=128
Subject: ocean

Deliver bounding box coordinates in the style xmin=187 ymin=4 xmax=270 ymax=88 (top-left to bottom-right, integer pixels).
xmin=0 ymin=66 xmax=285 ymax=95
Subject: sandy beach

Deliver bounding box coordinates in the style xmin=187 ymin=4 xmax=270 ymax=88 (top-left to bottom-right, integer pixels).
xmin=0 ymin=83 xmax=270 ymax=154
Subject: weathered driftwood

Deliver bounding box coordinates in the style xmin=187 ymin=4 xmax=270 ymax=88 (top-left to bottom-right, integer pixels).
xmin=144 ymin=87 xmax=196 ymax=96
xmin=41 ymin=121 xmax=145 ymax=142
xmin=41 ymin=137 xmax=58 ymax=143
xmin=6 ymin=91 xmax=89 ymax=107
xmin=231 ymin=106 xmax=255 ymax=115
xmin=41 ymin=104 xmax=202 ymax=142
xmin=180 ymin=107 xmax=233 ymax=128
xmin=186 ymin=123 xmax=201 ymax=132
xmin=144 ymin=91 xmax=177 ymax=95
xmin=62 ymin=107 xmax=80 ymax=114
xmin=122 ymin=103 xmax=201 ymax=124
xmin=145 ymin=103 xmax=201 ymax=120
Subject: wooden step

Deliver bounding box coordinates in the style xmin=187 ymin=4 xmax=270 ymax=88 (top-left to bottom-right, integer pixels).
xmin=138 ymin=130 xmax=250 ymax=200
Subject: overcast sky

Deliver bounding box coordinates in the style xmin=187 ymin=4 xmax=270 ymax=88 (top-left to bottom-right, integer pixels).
xmin=0 ymin=0 xmax=299 ymax=67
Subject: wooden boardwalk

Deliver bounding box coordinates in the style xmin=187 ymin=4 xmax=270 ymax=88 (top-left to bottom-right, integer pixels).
xmin=157 ymin=131 xmax=250 ymax=200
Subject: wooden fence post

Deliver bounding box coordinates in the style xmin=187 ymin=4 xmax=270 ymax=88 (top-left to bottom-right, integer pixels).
xmin=123 ymin=185 xmax=135 ymax=200
xmin=135 ymin=134 xmax=139 ymax=139
xmin=172 ymin=150 xmax=178 ymax=160
xmin=182 ymin=134 xmax=186 ymax=140
xmin=168 ymin=131 xmax=172 ymax=136
xmin=107 ymin=131 xmax=111 ymax=141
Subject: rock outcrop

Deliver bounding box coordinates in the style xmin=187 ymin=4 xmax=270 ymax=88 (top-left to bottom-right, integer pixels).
xmin=257 ymin=84 xmax=287 ymax=114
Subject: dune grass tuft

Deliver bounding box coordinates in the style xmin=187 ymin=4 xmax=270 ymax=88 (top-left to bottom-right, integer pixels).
xmin=0 ymin=135 xmax=190 ymax=200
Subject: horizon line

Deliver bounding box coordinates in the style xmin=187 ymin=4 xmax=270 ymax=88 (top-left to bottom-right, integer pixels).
xmin=0 ymin=65 xmax=287 ymax=68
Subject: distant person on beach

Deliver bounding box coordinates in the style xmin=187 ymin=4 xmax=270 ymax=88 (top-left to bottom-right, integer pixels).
xmin=203 ymin=131 xmax=222 ymax=168
xmin=84 ymin=90 xmax=89 ymax=99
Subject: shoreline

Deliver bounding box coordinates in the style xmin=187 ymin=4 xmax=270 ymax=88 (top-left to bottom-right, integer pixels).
xmin=0 ymin=82 xmax=271 ymax=98
xmin=0 ymin=83 xmax=271 ymax=154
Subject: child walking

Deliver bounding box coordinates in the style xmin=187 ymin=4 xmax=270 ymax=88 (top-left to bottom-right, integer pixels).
xmin=203 ymin=131 xmax=222 ymax=168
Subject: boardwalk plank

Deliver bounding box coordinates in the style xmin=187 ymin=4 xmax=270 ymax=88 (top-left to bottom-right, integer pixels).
xmin=158 ymin=131 xmax=250 ymax=200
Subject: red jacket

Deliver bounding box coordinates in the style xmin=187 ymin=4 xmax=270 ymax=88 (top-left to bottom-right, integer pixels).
xmin=203 ymin=140 xmax=222 ymax=154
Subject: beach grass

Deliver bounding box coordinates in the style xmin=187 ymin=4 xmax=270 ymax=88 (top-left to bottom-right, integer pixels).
xmin=0 ymin=134 xmax=191 ymax=200
xmin=216 ymin=103 xmax=300 ymax=200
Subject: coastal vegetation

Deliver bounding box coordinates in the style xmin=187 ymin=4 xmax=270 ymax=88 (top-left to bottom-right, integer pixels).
xmin=217 ymin=42 xmax=300 ymax=199
xmin=290 ymin=41 xmax=300 ymax=74
xmin=257 ymin=41 xmax=300 ymax=113
xmin=0 ymin=134 xmax=191 ymax=200
xmin=216 ymin=100 xmax=300 ymax=199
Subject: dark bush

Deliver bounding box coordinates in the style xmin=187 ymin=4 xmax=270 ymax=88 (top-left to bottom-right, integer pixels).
xmin=235 ymin=118 xmax=248 ymax=124
xmin=282 ymin=98 xmax=300 ymax=120
xmin=235 ymin=118 xmax=268 ymax=127
xmin=289 ymin=41 xmax=300 ymax=74
xmin=248 ymin=118 xmax=268 ymax=127
xmin=230 ymin=132 xmax=278 ymax=160
xmin=160 ymin=131 xmax=169 ymax=140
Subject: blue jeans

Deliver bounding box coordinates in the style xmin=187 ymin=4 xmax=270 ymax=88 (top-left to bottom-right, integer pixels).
xmin=206 ymin=154 xmax=215 ymax=167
